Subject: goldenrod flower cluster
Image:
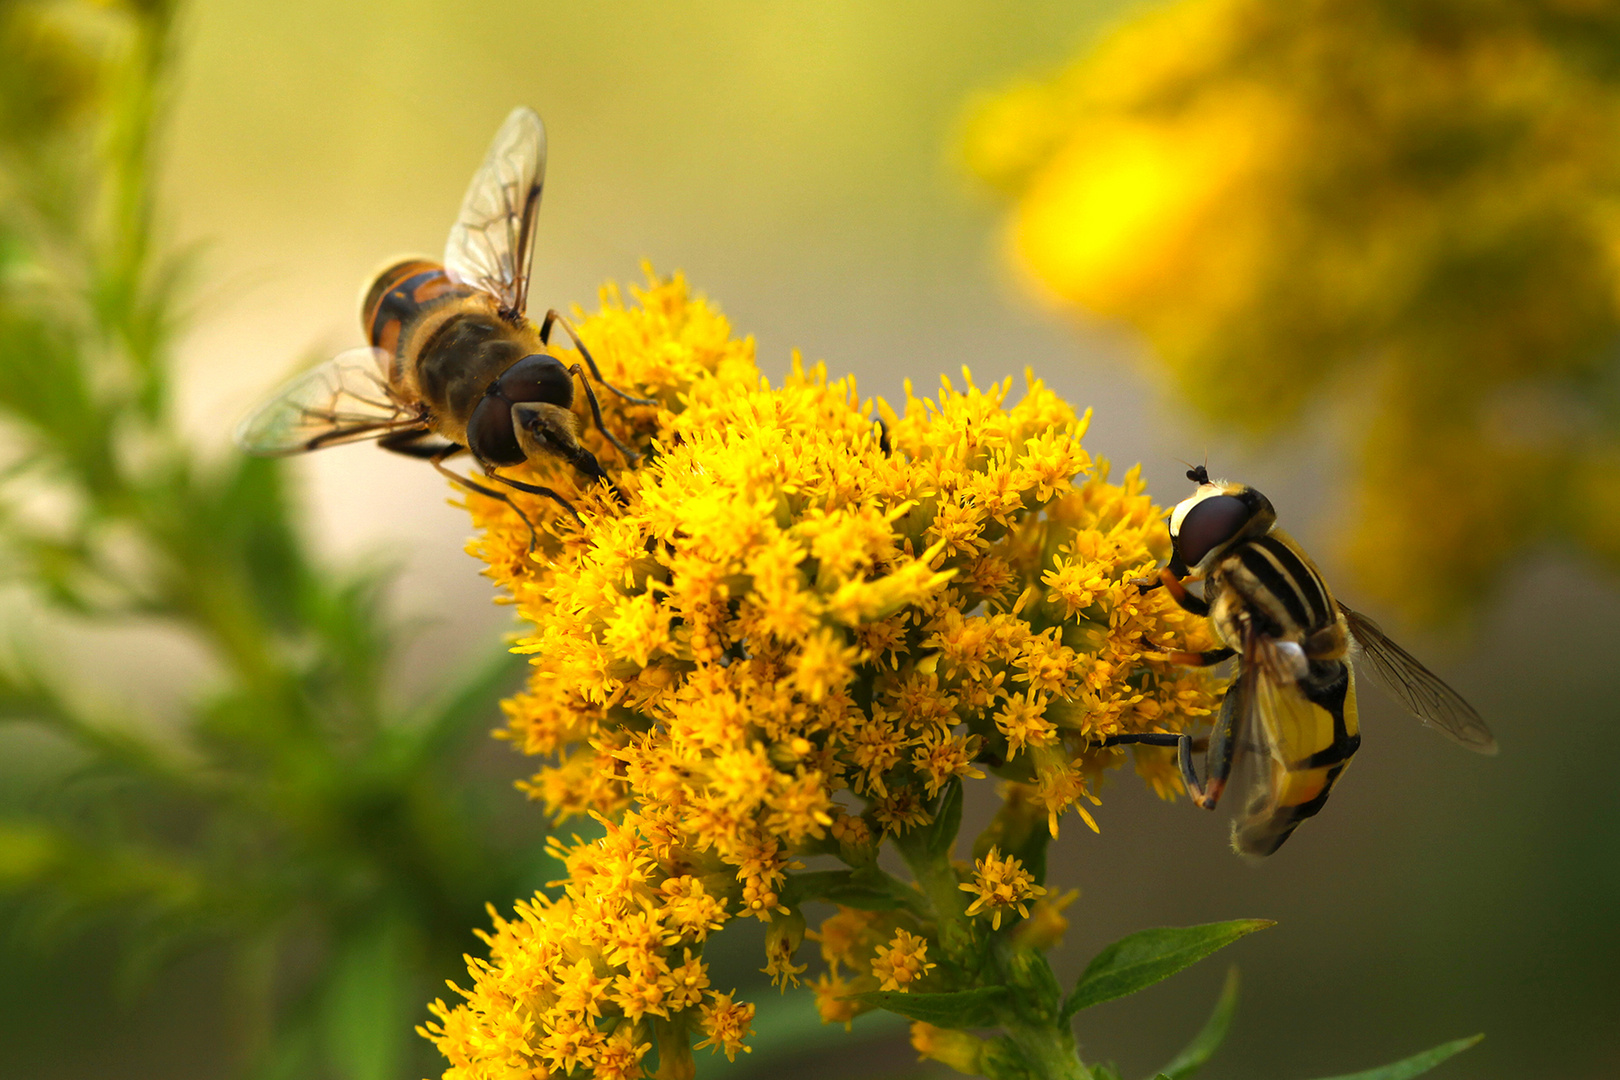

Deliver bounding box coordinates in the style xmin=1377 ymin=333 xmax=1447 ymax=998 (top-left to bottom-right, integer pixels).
xmin=421 ymin=271 xmax=1220 ymax=1078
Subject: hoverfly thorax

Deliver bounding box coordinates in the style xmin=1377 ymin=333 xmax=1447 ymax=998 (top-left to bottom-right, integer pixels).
xmin=1168 ymin=466 xmax=1276 ymax=577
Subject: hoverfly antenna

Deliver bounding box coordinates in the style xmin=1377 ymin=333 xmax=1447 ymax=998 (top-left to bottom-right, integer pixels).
xmin=1184 ymin=462 xmax=1211 ymax=485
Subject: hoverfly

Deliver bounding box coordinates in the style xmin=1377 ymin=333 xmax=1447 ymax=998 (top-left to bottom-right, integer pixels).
xmin=1106 ymin=465 xmax=1496 ymax=857
xmin=235 ymin=107 xmax=652 ymax=535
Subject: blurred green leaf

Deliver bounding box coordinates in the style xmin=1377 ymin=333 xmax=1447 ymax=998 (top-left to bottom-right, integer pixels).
xmin=321 ymin=913 xmax=412 ymax=1080
xmin=1063 ymin=920 xmax=1272 ymax=1018
xmin=850 ymin=985 xmax=1008 ymax=1028
xmin=781 ymin=866 xmax=922 ymax=913
xmin=1301 ymin=1035 xmax=1483 ymax=1080
xmin=1152 ymin=966 xmax=1240 ymax=1080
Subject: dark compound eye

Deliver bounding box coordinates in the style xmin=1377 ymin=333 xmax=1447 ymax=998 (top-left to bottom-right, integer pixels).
xmin=494 ymin=353 xmax=574 ymax=406
xmin=467 ymin=395 xmax=524 ymax=466
xmin=1175 ymin=494 xmax=1252 ymax=566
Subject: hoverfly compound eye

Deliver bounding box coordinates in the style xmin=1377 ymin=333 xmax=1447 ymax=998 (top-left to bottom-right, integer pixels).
xmin=467 ymin=395 xmax=524 ymax=466
xmin=1173 ymin=494 xmax=1253 ymax=567
xmin=494 ymin=354 xmax=573 ymax=406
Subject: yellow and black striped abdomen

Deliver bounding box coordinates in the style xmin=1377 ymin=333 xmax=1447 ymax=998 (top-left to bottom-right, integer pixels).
xmin=1234 ymin=657 xmax=1362 ymax=857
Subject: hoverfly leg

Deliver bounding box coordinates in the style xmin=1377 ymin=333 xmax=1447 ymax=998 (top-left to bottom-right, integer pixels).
xmin=1138 ymin=567 xmax=1209 ymax=616
xmin=540 ymin=309 xmax=658 ymax=405
xmin=487 ymin=471 xmax=586 ymax=530
xmin=1102 ymin=730 xmax=1222 ymax=810
xmin=379 ymin=428 xmax=456 ymax=459
xmin=567 ymin=362 xmax=640 ymax=465
xmin=1138 ymin=639 xmax=1236 ymax=667
xmin=424 ymin=446 xmax=546 ymax=552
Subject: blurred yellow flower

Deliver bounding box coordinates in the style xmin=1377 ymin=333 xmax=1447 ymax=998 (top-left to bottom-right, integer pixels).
xmin=911 ymin=1021 xmax=989 ymax=1075
xmin=966 ymin=0 xmax=1620 ymax=621
xmin=423 ymin=270 xmax=1221 ymax=1078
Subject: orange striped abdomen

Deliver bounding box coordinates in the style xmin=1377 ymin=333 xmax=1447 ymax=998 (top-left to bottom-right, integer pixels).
xmin=361 ymin=259 xmax=470 ymax=359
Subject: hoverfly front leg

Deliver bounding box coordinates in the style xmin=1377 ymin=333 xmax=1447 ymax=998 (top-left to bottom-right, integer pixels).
xmin=414 ymin=442 xmax=575 ymax=553
xmin=1132 ymin=565 xmax=1211 ymax=617
xmin=565 ymin=361 xmax=640 ymax=466
xmin=1137 ymin=639 xmax=1236 ymax=667
xmin=539 ymin=309 xmax=658 ymax=406
xmin=482 ymin=468 xmax=585 ymax=532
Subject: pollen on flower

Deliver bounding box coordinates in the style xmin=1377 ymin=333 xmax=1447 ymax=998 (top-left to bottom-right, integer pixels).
xmin=960 ymin=846 xmax=1047 ymax=930
xmin=427 ymin=270 xmax=1223 ymax=1077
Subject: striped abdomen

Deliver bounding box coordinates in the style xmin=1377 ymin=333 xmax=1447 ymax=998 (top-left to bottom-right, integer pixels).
xmin=1216 ymin=528 xmax=1361 ymax=856
xmin=361 ymin=258 xmax=471 ymax=359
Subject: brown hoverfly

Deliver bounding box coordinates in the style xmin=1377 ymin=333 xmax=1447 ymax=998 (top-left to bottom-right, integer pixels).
xmin=1105 ymin=465 xmax=1497 ymax=857
xmin=235 ymin=107 xmax=652 ymax=535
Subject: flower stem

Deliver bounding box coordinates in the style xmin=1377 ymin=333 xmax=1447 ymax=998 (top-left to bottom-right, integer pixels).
xmin=895 ymin=824 xmax=977 ymax=971
xmin=896 ymin=823 xmax=1091 ymax=1080
xmin=999 ymin=1015 xmax=1091 ymax=1080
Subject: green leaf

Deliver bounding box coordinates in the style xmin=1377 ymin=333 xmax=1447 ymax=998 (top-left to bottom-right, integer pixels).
xmin=1153 ymin=966 xmax=1240 ymax=1080
xmin=1063 ymin=920 xmax=1272 ymax=1018
xmin=1301 ymin=1035 xmax=1483 ymax=1080
xmin=927 ymin=777 xmax=964 ymax=860
xmin=895 ymin=778 xmax=964 ymax=864
xmin=849 ymin=985 xmax=1008 ymax=1028
xmin=780 ymin=866 xmax=921 ymax=912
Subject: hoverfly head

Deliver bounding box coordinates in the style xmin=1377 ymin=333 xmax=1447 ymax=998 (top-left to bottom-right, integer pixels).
xmin=1168 ymin=470 xmax=1276 ymax=570
xmin=467 ymin=354 xmax=577 ymax=468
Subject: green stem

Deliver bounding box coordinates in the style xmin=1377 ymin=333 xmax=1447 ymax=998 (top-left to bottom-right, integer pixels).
xmin=896 ymin=821 xmax=1091 ymax=1080
xmin=999 ymin=1015 xmax=1091 ymax=1080
xmin=899 ymin=834 xmax=978 ymax=970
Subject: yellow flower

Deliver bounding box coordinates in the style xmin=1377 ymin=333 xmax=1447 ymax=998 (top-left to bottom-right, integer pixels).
xmin=811 ymin=970 xmax=866 ymax=1027
xmin=1012 ymin=888 xmax=1080 ymax=952
xmin=427 ymin=271 xmax=1222 ymax=1076
xmin=870 ymin=928 xmax=937 ymax=992
xmin=694 ymin=992 xmax=754 ymax=1061
xmin=960 ymin=847 xmax=1046 ymax=930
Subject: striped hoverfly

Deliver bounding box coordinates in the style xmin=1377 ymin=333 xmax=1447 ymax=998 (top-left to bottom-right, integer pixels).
xmin=235 ymin=107 xmax=652 ymax=537
xmin=1107 ymin=465 xmax=1497 ymax=856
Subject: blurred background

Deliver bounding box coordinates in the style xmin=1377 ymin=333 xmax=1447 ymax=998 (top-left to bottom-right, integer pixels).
xmin=1 ymin=1 xmax=1616 ymax=1078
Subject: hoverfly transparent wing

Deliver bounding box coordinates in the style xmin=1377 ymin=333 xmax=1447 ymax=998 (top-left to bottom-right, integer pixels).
xmin=444 ymin=106 xmax=547 ymax=318
xmin=1339 ymin=602 xmax=1498 ymax=755
xmin=1228 ymin=635 xmax=1359 ymax=858
xmin=234 ymin=347 xmax=425 ymax=456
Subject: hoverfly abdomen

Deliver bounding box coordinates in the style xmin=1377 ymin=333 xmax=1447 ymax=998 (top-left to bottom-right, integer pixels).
xmin=362 ymin=259 xmax=471 ymax=358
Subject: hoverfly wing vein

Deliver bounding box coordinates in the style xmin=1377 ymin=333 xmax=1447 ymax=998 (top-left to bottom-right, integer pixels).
xmin=444 ymin=107 xmax=547 ymax=316
xmin=234 ymin=347 xmax=423 ymax=456
xmin=1338 ymin=602 xmax=1497 ymax=754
